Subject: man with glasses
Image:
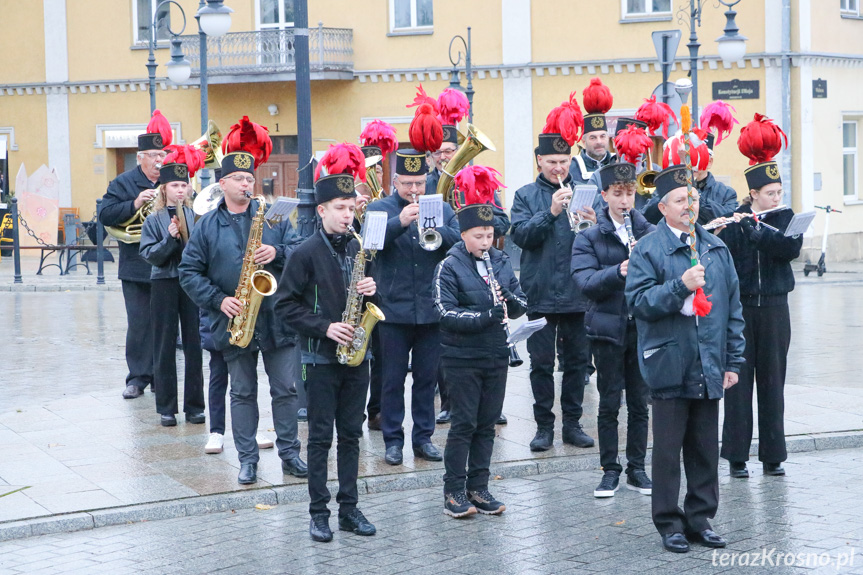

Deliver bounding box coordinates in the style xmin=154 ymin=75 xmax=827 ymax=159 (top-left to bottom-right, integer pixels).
xmin=365 ymin=149 xmax=460 ymax=466
xmin=100 ymin=129 xmax=166 ymax=399
xmin=425 ymin=127 xmax=459 ymax=193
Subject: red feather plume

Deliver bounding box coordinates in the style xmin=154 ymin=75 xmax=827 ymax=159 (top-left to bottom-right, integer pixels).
xmin=454 ymin=165 xmax=504 ymax=209
xmin=542 ymin=92 xmax=584 ymax=146
xmin=164 ymin=144 xmax=207 ymax=178
xmin=582 ymin=78 xmax=613 ymax=115
xmin=737 ymin=113 xmax=788 ymax=166
xmin=222 ymin=116 xmax=273 ymax=168
xmin=360 ymin=120 xmax=399 ymax=157
xmin=405 ymin=84 xmax=439 ymax=114
xmin=663 ymin=130 xmax=710 ymax=170
xmin=437 ymin=88 xmax=470 ymax=126
xmin=636 ymin=95 xmax=678 ymax=139
xmin=146 ymin=109 xmax=172 ymax=147
xmin=409 ymin=102 xmax=443 ymax=153
xmin=614 ymin=126 xmax=652 ymax=165
xmin=314 ymin=143 xmax=365 ymax=181
xmin=699 ymin=100 xmax=738 ymax=146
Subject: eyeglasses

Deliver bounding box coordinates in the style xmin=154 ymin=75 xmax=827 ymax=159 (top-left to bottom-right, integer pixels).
xmin=396 ymin=180 xmax=426 ymax=190
xmin=756 ymin=189 xmax=783 ymax=198
xmin=431 ymin=149 xmax=457 ymax=158
xmin=227 ymin=175 xmax=256 ymax=184
xmin=141 ymin=152 xmax=167 ymax=160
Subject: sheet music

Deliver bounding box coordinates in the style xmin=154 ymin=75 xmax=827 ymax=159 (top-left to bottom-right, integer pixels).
xmin=507 ymin=317 xmax=548 ymax=345
xmin=418 ymin=194 xmax=444 ymax=229
xmin=570 ymin=185 xmax=597 ymax=214
xmin=265 ymin=197 xmax=300 ymax=224
xmin=784 ymin=211 xmax=815 ymax=237
xmin=362 ymin=211 xmax=387 ymax=250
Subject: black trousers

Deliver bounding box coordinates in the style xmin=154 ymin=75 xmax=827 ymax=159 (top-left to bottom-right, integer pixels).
xmin=652 ymin=398 xmax=719 ymax=535
xmin=442 ymin=359 xmax=508 ymax=494
xmin=151 ymin=278 xmax=204 ymax=415
xmin=438 ymin=363 xmax=450 ymax=413
xmin=379 ymin=322 xmax=440 ymax=449
xmin=121 ymin=280 xmax=154 ymax=390
xmin=366 ymin=327 xmax=383 ymax=418
xmin=526 ymin=312 xmax=590 ymax=430
xmin=306 ymin=361 xmax=369 ymax=519
xmin=722 ymin=304 xmax=791 ymax=464
xmin=593 ymin=323 xmax=649 ymax=473
xmin=207 ymin=349 xmax=229 ymax=435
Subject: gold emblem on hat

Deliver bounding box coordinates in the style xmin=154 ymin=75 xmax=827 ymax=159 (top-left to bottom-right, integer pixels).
xmin=552 ymin=137 xmax=569 ymax=153
xmin=153 ymin=134 xmax=163 ymax=148
xmin=478 ymin=206 xmax=494 ymax=221
xmin=173 ymin=165 xmax=188 ymax=179
xmin=442 ymin=127 xmax=453 ymax=141
xmin=673 ymin=170 xmax=688 ymax=185
xmin=336 ymin=176 xmax=354 ymax=193
xmin=591 ymin=116 xmax=605 ymax=129
xmin=766 ymin=165 xmax=780 ymax=180
xmin=404 ymin=156 xmax=422 ymax=173
xmin=234 ymin=153 xmax=252 ymax=170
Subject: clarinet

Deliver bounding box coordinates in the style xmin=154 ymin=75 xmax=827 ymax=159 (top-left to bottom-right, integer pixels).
xmin=622 ymin=210 xmax=637 ymax=253
xmin=481 ymin=251 xmax=523 ymax=368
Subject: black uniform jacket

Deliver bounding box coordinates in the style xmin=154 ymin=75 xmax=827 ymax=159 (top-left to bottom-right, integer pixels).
xmin=139 ymin=206 xmax=197 ymax=280
xmin=99 ymin=166 xmax=158 ymax=282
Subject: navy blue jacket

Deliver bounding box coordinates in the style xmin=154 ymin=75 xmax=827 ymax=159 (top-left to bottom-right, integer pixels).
xmin=718 ymin=204 xmax=802 ymax=307
xmin=178 ymin=198 xmax=300 ymax=361
xmin=365 ymin=192 xmax=460 ymax=325
xmin=434 ymin=242 xmax=527 ymax=361
xmin=572 ymin=207 xmax=655 ymax=346
xmin=696 ymin=173 xmax=739 ymax=224
xmin=624 ymin=220 xmax=745 ymax=400
xmin=99 ymin=166 xmax=158 ymax=282
xmin=511 ymin=174 xmax=587 ymax=314
xmin=139 ymin=206 xmax=197 ymax=280
xmin=569 ymin=149 xmax=613 ymax=185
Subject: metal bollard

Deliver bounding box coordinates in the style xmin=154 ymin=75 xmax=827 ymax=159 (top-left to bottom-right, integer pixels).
xmin=96 ymin=199 xmax=105 ymax=285
xmin=10 ymin=197 xmax=22 ymax=284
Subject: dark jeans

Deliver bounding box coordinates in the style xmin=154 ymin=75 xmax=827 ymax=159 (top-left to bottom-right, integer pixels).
xmin=366 ymin=327 xmax=383 ymax=418
xmin=207 ymin=349 xmax=228 ymax=435
xmin=722 ymin=304 xmax=790 ymax=464
xmin=378 ymin=322 xmax=440 ymax=449
xmin=121 ymin=280 xmax=153 ymax=390
xmin=593 ymin=323 xmax=649 ymax=473
xmin=151 ymin=278 xmax=204 ymax=415
xmin=306 ymin=361 xmax=369 ymax=519
xmin=225 ymin=345 xmax=301 ymax=464
xmin=442 ymin=359 xmax=508 ymax=494
xmin=651 ymin=398 xmax=719 ymax=536
xmin=526 ymin=312 xmax=590 ymax=430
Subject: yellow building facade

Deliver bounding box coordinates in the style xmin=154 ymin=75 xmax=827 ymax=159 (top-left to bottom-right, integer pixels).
xmin=1 ymin=0 xmax=862 ymax=258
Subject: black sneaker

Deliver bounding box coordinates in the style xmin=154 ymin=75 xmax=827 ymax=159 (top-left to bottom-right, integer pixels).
xmin=338 ymin=508 xmax=376 ymax=536
xmin=562 ymin=425 xmax=595 ymax=448
xmin=468 ymin=489 xmax=506 ymax=515
xmin=729 ymin=461 xmax=749 ymax=478
xmin=443 ymin=491 xmax=477 ymax=518
xmin=594 ymin=470 xmax=620 ymax=498
xmin=496 ymin=414 xmax=508 ymax=425
xmin=309 ymin=514 xmax=333 ymax=542
xmin=626 ymin=469 xmax=652 ymax=495
xmin=529 ymin=428 xmax=554 ymax=452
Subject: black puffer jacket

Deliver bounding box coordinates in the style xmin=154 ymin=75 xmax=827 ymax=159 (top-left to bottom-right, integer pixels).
xmin=434 ymin=242 xmax=527 ymax=361
xmin=571 ymin=208 xmax=655 ymax=346
xmin=717 ymin=204 xmax=802 ymax=307
xmin=696 ymin=173 xmax=739 ymax=224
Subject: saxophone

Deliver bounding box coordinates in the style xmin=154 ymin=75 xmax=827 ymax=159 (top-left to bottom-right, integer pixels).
xmin=336 ymin=225 xmax=386 ymax=366
xmin=228 ymin=196 xmax=278 ymax=348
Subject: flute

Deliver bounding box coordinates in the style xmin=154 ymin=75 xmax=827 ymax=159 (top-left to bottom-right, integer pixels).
xmin=703 ymin=205 xmax=789 ymax=232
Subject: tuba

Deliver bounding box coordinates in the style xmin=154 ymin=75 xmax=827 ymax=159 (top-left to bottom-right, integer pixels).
xmin=355 ymin=155 xmax=383 ymax=224
xmin=193 ymin=183 xmax=224 ymax=216
xmin=636 ymin=145 xmax=658 ymax=197
xmin=105 ymin=196 xmax=156 ymax=244
xmin=191 ymin=120 xmax=224 ymax=169
xmin=436 ymin=123 xmax=496 ymax=205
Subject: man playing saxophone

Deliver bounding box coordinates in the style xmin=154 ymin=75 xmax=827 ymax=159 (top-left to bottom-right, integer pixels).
xmin=179 ymin=133 xmax=306 ymax=486
xmin=274 ymin=144 xmax=378 ymax=543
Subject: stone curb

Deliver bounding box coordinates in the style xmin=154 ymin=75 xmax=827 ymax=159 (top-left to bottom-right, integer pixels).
xmin=1 ymin=430 xmax=862 ymax=542
xmin=1 ymin=284 xmax=121 ymax=292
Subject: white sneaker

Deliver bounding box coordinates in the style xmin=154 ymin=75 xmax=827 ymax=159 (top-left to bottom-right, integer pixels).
xmin=204 ymin=433 xmax=224 ymax=454
xmin=256 ymin=433 xmax=274 ymax=449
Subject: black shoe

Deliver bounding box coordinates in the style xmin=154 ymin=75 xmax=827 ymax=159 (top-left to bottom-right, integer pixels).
xmin=237 ymin=463 xmax=257 ymax=485
xmin=496 ymin=414 xmax=508 ymax=425
xmin=529 ymin=428 xmax=554 ymax=452
xmin=186 ymin=412 xmax=205 ymax=424
xmin=686 ymin=529 xmax=727 ymax=548
xmin=122 ymin=384 xmax=144 ymax=399
xmin=309 ymin=514 xmax=333 ymax=542
xmin=729 ymin=461 xmax=749 ymax=478
xmin=594 ymin=470 xmax=620 ymax=498
xmin=443 ymin=491 xmax=477 ymax=518
xmin=160 ymin=414 xmax=177 ymax=427
xmin=367 ymin=413 xmax=382 ymax=431
xmin=282 ymin=456 xmax=308 ymax=478
xmin=297 ymin=408 xmax=308 ymax=422
xmin=763 ymin=462 xmax=786 ymax=476
xmin=413 ymin=443 xmax=442 ymax=462
xmin=661 ymin=532 xmax=690 ymax=553
xmin=385 ymin=446 xmax=403 ymax=465
xmin=436 ymin=410 xmax=451 ymax=424
xmin=562 ymin=425 xmax=595 ymax=448
xmin=338 ymin=508 xmax=376 ymax=536
xmin=467 ymin=489 xmax=506 ymax=515
xmin=625 ymin=469 xmax=652 ymax=495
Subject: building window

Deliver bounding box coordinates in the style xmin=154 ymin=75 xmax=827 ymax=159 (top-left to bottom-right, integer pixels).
xmin=390 ymin=0 xmax=433 ymax=33
xmin=133 ymin=0 xmax=171 ymax=45
xmin=843 ymin=121 xmax=858 ymax=198
xmin=259 ymin=0 xmax=294 ymax=29
xmin=623 ymin=0 xmax=671 ymax=18
xmin=841 ymin=0 xmax=859 ymax=15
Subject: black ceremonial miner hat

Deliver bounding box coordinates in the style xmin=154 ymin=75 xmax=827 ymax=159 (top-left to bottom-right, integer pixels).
xmin=653 ymin=165 xmax=690 ymax=198
xmin=395 ymin=149 xmax=428 ymax=176
xmin=314 ymin=173 xmax=357 ymax=205
xmin=221 ymin=152 xmax=255 ymax=178
xmin=537 ymin=133 xmax=571 ymax=156
xmin=744 ymin=161 xmax=782 ymax=190
xmin=597 ymin=162 xmax=635 ymax=191
xmin=159 ymin=162 xmax=189 ymax=184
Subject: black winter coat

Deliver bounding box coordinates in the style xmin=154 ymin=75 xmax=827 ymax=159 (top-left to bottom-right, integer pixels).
xmin=571 ymin=208 xmax=655 ymax=346
xmin=511 ymin=174 xmax=587 ymax=314
xmin=624 ymin=220 xmax=746 ymax=400
xmin=696 ymin=173 xmax=739 ymax=224
xmin=98 ymin=166 xmax=159 ymax=282
xmin=139 ymin=206 xmax=197 ymax=280
xmin=718 ymin=204 xmax=802 ymax=307
xmin=434 ymin=242 xmax=527 ymax=361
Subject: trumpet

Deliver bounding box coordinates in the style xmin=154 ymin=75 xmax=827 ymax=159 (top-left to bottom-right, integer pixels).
xmin=557 ymin=176 xmax=593 ymax=234
xmin=703 ymin=205 xmax=789 ymax=232
xmin=636 ymin=146 xmax=658 ymax=197
xmin=412 ymin=192 xmax=442 ymax=251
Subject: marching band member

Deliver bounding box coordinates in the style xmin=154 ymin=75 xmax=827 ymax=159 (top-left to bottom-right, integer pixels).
xmin=696 ymin=101 xmax=741 ymax=224
xmin=569 ymin=78 xmax=614 ymax=185
xmin=719 ymin=114 xmax=801 ymax=479
xmin=179 ymin=117 xmax=306 ymax=486
xmin=274 ymin=144 xmax=378 ymax=543
xmin=139 ymin=149 xmax=205 ymax=427
xmin=434 ymin=166 xmax=526 ymax=518
xmin=571 ymin=162 xmax=654 ymax=498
